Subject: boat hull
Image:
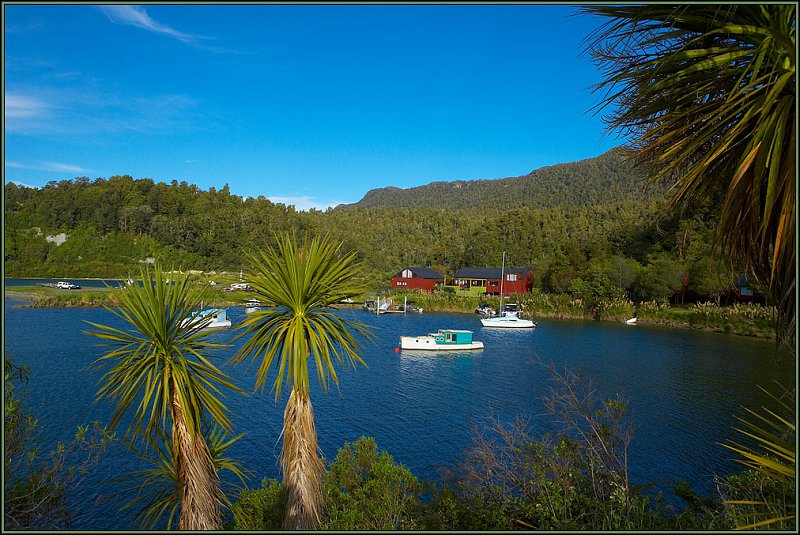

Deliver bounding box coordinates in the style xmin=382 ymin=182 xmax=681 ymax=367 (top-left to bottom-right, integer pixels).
xmin=480 ymin=316 xmax=535 ymax=328
xmin=400 ymin=336 xmax=484 ymax=351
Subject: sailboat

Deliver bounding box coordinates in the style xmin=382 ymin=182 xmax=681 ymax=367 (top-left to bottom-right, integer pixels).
xmin=480 ymin=252 xmax=536 ymax=329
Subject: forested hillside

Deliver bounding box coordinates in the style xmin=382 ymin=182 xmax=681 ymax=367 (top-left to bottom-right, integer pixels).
xmin=352 ymin=147 xmax=665 ymax=209
xmin=4 ymin=149 xmax=744 ymax=304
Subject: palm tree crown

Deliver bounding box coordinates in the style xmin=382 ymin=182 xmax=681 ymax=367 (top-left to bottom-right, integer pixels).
xmin=85 ymin=265 xmax=242 ymax=529
xmin=233 ymin=234 xmax=373 ymax=399
xmin=231 ymin=233 xmax=373 ymax=530
xmin=581 ymin=4 xmax=795 ymax=343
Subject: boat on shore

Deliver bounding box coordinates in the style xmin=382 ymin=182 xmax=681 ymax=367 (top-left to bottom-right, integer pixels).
xmin=475 ymin=303 xmax=496 ymax=316
xmin=400 ymin=329 xmax=484 ymax=351
xmin=181 ymin=308 xmax=231 ymax=329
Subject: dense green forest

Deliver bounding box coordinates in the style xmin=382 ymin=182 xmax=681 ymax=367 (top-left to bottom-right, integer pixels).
xmin=352 ymin=147 xmax=666 ymax=210
xmin=3 ymin=148 xmax=751 ymax=305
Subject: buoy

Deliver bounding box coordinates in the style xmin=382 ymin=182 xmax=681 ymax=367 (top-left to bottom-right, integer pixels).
xmin=394 ymin=347 xmax=399 ymax=353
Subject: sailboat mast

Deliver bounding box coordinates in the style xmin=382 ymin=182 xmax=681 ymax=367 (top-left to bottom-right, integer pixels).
xmin=499 ymin=251 xmax=505 ymax=312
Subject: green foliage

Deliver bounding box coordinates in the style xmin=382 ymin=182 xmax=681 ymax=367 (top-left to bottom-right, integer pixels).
xmin=231 ymin=233 xmax=374 ymax=399
xmin=421 ymin=364 xmax=670 ymax=531
xmin=321 ymin=436 xmax=423 ymax=530
xmin=353 ymin=147 xmax=662 ymax=210
xmin=720 ymin=383 xmax=795 ymax=529
xmin=721 ymin=469 xmax=795 ymax=530
xmin=227 ymin=479 xmax=287 ymax=530
xmin=583 ymin=3 xmax=796 ymax=344
xmin=5 ymin=160 xmax=755 ymax=324
xmin=4 ymin=356 xmax=114 ymax=530
xmin=84 ymin=264 xmax=240 ymax=443
xmin=114 ymin=427 xmax=249 ymax=530
xmin=688 ymin=302 xmax=776 ymax=336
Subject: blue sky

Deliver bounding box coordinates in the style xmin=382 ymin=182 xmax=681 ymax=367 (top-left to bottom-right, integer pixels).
xmin=4 ymin=3 xmax=620 ymax=210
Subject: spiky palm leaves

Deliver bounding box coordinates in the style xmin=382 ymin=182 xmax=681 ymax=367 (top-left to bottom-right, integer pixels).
xmin=231 ymin=234 xmax=372 ymax=530
xmin=721 ymin=383 xmax=795 ymax=529
xmin=581 ymin=4 xmax=796 ymax=345
xmin=85 ymin=265 xmax=242 ymax=529
xmin=113 ymin=427 xmax=248 ymax=530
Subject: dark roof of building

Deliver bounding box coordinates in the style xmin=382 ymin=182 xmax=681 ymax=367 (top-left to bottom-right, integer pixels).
xmin=393 ymin=267 xmax=444 ymax=280
xmin=454 ymin=267 xmax=529 ymax=279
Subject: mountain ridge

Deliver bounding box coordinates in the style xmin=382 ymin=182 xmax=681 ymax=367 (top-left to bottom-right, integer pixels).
xmin=348 ymin=147 xmax=662 ymax=210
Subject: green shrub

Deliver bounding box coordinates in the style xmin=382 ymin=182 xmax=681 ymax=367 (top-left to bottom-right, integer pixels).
xmin=721 ymin=470 xmax=795 ymax=530
xmin=322 ymin=436 xmax=423 ymax=530
xmin=227 ymin=478 xmax=286 ymax=530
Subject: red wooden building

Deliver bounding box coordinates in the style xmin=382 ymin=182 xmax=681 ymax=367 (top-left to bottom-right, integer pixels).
xmin=391 ymin=267 xmax=444 ymax=292
xmin=453 ymin=267 xmax=531 ymax=295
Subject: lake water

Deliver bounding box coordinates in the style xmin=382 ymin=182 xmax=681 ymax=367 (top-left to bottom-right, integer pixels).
xmin=4 ymin=277 xmax=126 ymax=288
xmin=3 ymin=295 xmax=793 ymax=530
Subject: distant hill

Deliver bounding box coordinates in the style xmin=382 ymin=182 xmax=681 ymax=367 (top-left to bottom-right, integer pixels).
xmin=349 ymin=147 xmax=665 ymax=210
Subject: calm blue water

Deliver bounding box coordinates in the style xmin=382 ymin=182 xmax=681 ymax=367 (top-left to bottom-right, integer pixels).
xmin=3 ymin=296 xmax=793 ymax=529
xmin=4 ymin=277 xmax=126 ymax=288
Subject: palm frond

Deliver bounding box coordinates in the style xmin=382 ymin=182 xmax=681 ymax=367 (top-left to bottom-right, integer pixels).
xmin=230 ymin=233 xmax=373 ymax=399
xmin=111 ymin=427 xmax=250 ymax=530
xmin=581 ymin=4 xmax=796 ymax=344
xmin=719 ymin=383 xmax=795 ymax=528
xmin=84 ymin=263 xmax=243 ymax=443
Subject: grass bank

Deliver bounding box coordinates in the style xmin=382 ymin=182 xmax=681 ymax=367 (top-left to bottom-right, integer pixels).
xmin=6 ymin=285 xmax=776 ymax=340
xmin=382 ymin=290 xmax=776 ymax=340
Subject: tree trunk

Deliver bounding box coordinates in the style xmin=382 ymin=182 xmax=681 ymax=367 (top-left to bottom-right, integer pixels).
xmin=281 ymin=389 xmax=324 ymax=530
xmin=171 ymin=387 xmax=222 ymax=530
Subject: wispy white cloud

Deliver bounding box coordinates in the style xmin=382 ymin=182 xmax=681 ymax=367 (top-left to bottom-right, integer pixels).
xmin=268 ymin=196 xmax=346 ymax=212
xmin=5 ymin=94 xmax=49 ymax=119
xmin=5 ymin=89 xmax=207 ymax=136
xmin=96 ymin=5 xmax=245 ymax=54
xmin=6 ymin=160 xmax=94 ymax=174
xmin=99 ymin=5 xmax=198 ymax=44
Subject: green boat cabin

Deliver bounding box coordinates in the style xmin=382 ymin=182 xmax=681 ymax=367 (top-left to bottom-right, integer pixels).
xmin=432 ymin=330 xmax=474 ymax=344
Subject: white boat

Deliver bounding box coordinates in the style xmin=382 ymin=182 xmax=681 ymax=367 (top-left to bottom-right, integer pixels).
xmin=400 ymin=329 xmax=484 ymax=351
xmin=625 ymin=317 xmax=637 ymax=325
xmin=244 ymin=298 xmax=262 ymax=314
xmin=480 ymin=314 xmax=536 ymax=328
xmin=398 ymin=299 xmax=423 ymax=313
xmin=376 ymin=297 xmax=404 ymax=314
xmin=181 ymin=308 xmax=231 ymax=330
xmin=480 ymin=252 xmax=536 ymax=329
xmin=475 ymin=303 xmax=496 ymax=316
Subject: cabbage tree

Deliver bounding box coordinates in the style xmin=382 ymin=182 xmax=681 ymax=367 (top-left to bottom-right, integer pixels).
xmin=231 ymin=234 xmax=372 ymax=529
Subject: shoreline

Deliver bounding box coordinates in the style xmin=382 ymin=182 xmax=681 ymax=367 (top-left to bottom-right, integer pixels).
xmin=5 ymin=290 xmax=776 ymax=341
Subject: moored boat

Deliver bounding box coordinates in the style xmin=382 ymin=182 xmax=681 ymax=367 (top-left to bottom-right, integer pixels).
xmin=400 ymin=329 xmax=484 ymax=350
xmin=479 ymin=253 xmax=536 ymax=329
xmin=475 ymin=303 xmax=496 ymax=316
xmin=396 ymin=299 xmax=423 ymax=313
xmin=244 ymin=298 xmax=262 ymax=313
xmin=181 ymin=308 xmax=232 ymax=329
xmin=480 ymin=314 xmax=536 ymax=328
